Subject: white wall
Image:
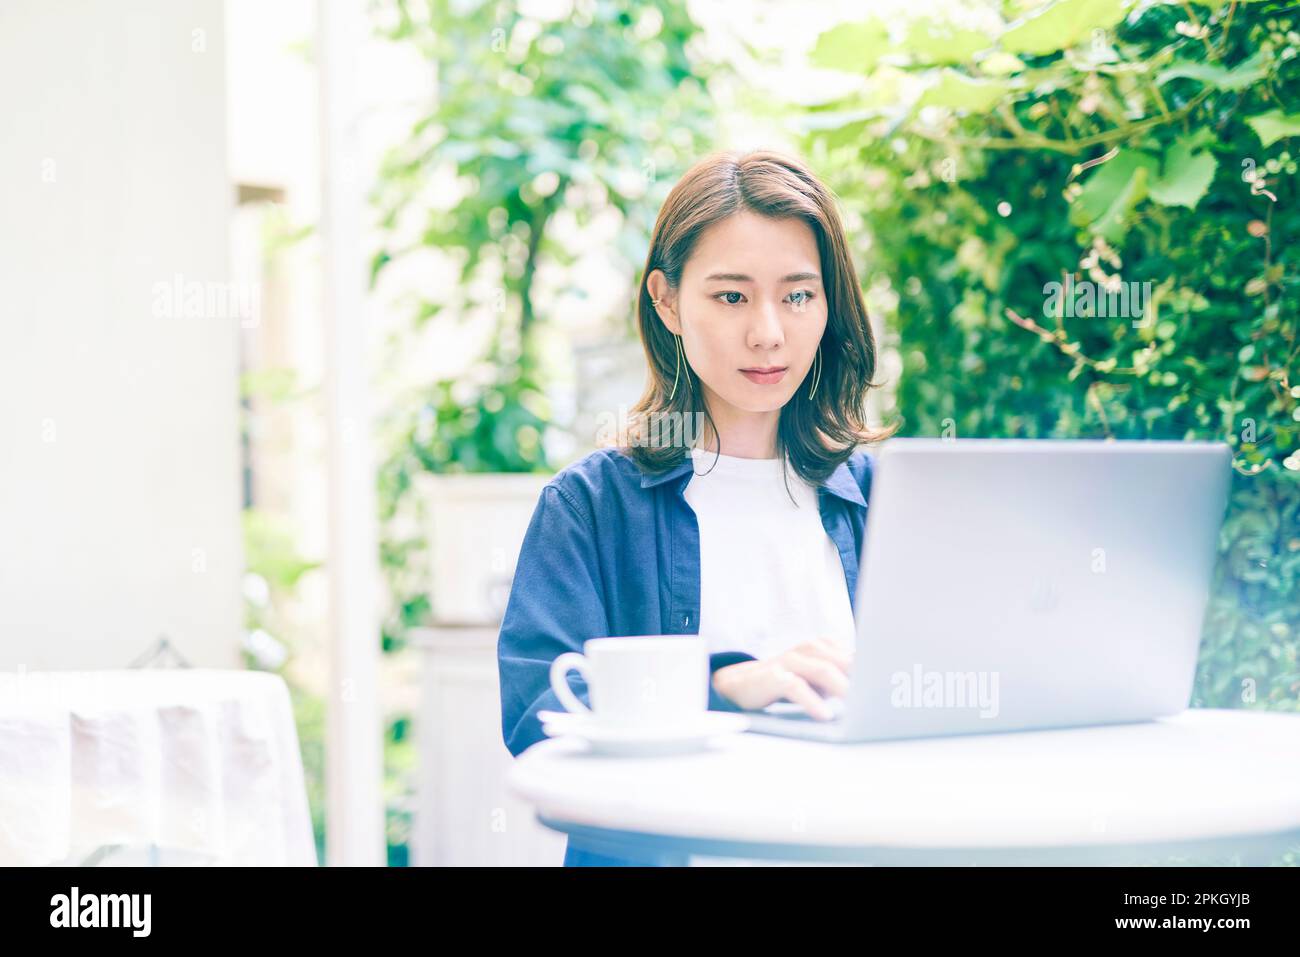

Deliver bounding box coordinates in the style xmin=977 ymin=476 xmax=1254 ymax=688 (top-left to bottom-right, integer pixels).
xmin=0 ymin=0 xmax=240 ymax=670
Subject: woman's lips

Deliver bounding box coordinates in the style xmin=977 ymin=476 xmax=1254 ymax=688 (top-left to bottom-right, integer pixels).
xmin=740 ymin=367 xmax=787 ymax=385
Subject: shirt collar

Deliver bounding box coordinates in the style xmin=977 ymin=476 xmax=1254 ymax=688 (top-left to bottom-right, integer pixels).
xmin=637 ymin=451 xmax=866 ymax=508
xmin=819 ymin=459 xmax=867 ymax=508
xmin=638 ymin=454 xmax=695 ymax=490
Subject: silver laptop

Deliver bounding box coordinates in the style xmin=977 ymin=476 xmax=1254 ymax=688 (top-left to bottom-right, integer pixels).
xmin=743 ymin=438 xmax=1233 ymax=742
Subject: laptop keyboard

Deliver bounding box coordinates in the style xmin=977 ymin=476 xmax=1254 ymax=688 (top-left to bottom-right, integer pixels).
xmin=758 ymin=696 xmax=845 ymax=721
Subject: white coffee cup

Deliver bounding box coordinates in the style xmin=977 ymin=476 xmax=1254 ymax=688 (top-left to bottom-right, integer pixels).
xmin=549 ymin=636 xmax=709 ymax=729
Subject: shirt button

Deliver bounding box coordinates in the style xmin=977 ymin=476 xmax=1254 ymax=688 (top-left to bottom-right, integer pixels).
xmin=682 ymin=614 xmax=691 ymax=628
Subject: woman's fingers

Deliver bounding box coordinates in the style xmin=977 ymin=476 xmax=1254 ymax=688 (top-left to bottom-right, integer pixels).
xmin=770 ymin=665 xmax=835 ymax=721
xmin=711 ymin=645 xmax=853 ymax=720
xmin=780 ymin=651 xmax=850 ymax=700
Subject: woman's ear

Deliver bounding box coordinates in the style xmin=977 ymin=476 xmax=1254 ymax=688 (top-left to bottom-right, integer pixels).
xmin=646 ymin=270 xmax=681 ymax=335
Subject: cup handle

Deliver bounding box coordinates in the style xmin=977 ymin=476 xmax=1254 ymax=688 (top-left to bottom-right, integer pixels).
xmin=549 ymin=652 xmax=593 ymax=714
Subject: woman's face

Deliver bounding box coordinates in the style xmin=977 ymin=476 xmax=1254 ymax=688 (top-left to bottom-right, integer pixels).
xmin=650 ymin=210 xmax=828 ymax=423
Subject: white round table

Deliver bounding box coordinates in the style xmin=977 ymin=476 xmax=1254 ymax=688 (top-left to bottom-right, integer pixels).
xmin=0 ymin=669 xmax=317 ymax=866
xmin=507 ymin=709 xmax=1300 ymax=865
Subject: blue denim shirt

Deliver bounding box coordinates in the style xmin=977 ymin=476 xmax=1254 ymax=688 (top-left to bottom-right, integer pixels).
xmin=496 ymin=445 xmax=874 ymax=865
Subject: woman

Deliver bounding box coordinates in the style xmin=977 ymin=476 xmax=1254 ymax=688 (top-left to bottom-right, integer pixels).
xmin=496 ymin=148 xmax=896 ymax=866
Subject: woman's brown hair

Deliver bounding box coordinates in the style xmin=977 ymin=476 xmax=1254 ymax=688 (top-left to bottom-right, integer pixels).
xmin=618 ymin=148 xmax=897 ymax=487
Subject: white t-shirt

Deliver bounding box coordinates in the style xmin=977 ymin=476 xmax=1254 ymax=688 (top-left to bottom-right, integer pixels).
xmin=682 ymin=447 xmax=856 ymax=661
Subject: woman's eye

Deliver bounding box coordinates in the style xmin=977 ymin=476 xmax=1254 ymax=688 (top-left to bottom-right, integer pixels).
xmin=713 ymin=290 xmax=816 ymax=306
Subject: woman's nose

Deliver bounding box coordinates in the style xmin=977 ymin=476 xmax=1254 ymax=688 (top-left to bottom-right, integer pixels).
xmin=747 ymin=300 xmax=784 ymax=350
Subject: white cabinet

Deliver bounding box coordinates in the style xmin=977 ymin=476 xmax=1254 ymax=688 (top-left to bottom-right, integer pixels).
xmin=412 ymin=627 xmax=565 ymax=866
xmin=418 ymin=474 xmax=552 ymax=626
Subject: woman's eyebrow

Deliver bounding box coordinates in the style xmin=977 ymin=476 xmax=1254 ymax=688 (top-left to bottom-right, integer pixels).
xmin=703 ymin=271 xmax=821 ymax=283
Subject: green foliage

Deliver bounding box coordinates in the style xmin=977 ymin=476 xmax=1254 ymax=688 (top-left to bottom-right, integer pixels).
xmin=370 ymin=0 xmax=718 ymax=481
xmin=1198 ymin=472 xmax=1300 ymax=711
xmin=384 ymin=714 xmax=416 ymax=866
xmin=288 ymin=679 xmax=327 ymax=865
xmin=803 ymin=0 xmax=1299 ymax=729
xmin=242 ymin=510 xmax=321 ymax=590
xmin=372 ymin=0 xmax=716 ymax=303
xmin=372 ymin=0 xmax=720 ymax=660
xmin=238 ymin=366 xmax=307 ymax=404
xmin=370 ymin=0 xmax=721 ymax=495
xmin=239 ymin=507 xmax=324 ymax=859
xmin=379 ymin=343 xmax=555 ymax=487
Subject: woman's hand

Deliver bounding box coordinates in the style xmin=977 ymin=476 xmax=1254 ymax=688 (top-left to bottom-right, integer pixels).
xmin=711 ymin=639 xmax=853 ymax=720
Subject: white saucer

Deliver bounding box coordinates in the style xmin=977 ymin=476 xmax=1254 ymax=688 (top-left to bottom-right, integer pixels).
xmin=537 ymin=710 xmax=750 ymax=755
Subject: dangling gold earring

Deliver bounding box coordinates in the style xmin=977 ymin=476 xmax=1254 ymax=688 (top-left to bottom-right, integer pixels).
xmin=652 ymin=297 xmax=686 ymax=402
xmin=668 ymin=333 xmax=684 ymax=401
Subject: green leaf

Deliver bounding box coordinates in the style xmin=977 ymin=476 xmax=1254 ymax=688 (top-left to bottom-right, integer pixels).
xmin=905 ymin=19 xmax=995 ymax=64
xmin=239 ymin=367 xmax=301 ymax=402
xmin=1148 ymin=135 xmax=1218 ymax=208
xmin=1071 ymin=149 xmax=1157 ymax=234
xmin=1092 ymin=168 xmax=1148 ymax=242
xmin=243 ymin=510 xmax=322 ymax=590
xmin=917 ymin=70 xmax=1013 ymax=112
xmin=1247 ymin=111 xmax=1300 ymax=148
xmin=800 ymin=107 xmax=879 ymax=130
xmin=810 ymin=20 xmax=891 ymax=74
xmin=1157 ymin=49 xmax=1269 ymax=90
xmin=1002 ymin=0 xmax=1129 ymax=56
xmin=370 ymin=249 xmax=391 ymax=286
xmin=797 ymin=108 xmax=881 ymax=148
xmin=979 ymin=51 xmax=1026 ymax=75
